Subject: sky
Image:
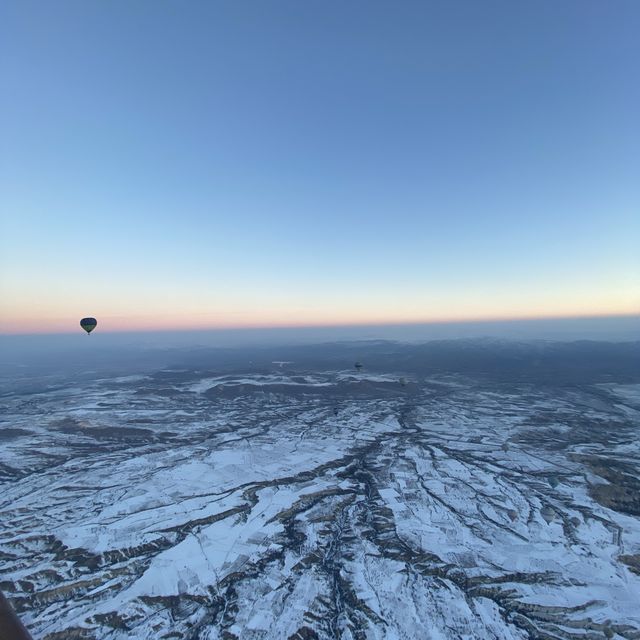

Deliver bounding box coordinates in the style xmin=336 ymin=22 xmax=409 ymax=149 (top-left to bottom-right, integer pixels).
xmin=1 ymin=0 xmax=639 ymax=334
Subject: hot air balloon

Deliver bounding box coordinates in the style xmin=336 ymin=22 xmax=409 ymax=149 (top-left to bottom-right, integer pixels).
xmin=540 ymin=505 xmax=555 ymax=524
xmin=80 ymin=317 xmax=97 ymax=335
xmin=354 ymin=362 xmax=363 ymax=372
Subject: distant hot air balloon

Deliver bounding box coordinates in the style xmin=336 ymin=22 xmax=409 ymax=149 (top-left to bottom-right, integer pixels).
xmin=399 ymin=377 xmax=407 ymax=387
xmin=354 ymin=362 xmax=363 ymax=372
xmin=80 ymin=317 xmax=97 ymax=335
xmin=540 ymin=505 xmax=555 ymax=524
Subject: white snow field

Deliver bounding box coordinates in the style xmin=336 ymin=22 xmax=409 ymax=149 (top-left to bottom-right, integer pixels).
xmin=1 ymin=367 xmax=639 ymax=639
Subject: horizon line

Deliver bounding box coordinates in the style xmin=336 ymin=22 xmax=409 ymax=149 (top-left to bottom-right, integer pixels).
xmin=1 ymin=311 xmax=638 ymax=337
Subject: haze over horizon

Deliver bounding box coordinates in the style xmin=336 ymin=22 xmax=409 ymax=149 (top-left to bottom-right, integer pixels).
xmin=2 ymin=315 xmax=639 ymax=353
xmin=1 ymin=1 xmax=639 ymax=334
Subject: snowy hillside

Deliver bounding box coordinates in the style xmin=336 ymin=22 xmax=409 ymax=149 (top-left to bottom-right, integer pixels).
xmin=1 ymin=349 xmax=639 ymax=639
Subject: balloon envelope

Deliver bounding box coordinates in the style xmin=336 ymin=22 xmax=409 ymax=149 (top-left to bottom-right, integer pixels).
xmin=80 ymin=317 xmax=97 ymax=334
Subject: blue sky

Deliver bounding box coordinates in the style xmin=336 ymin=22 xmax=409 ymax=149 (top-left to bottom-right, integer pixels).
xmin=1 ymin=0 xmax=638 ymax=332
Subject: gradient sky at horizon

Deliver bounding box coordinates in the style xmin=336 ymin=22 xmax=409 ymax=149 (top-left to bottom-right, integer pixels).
xmin=1 ymin=0 xmax=639 ymax=334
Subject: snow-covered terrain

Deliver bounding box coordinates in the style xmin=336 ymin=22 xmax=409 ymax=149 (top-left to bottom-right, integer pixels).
xmin=1 ymin=351 xmax=639 ymax=639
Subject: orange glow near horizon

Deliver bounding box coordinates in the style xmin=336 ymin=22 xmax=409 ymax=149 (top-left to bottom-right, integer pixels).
xmin=1 ymin=308 xmax=638 ymax=335
xmin=2 ymin=275 xmax=638 ymax=335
